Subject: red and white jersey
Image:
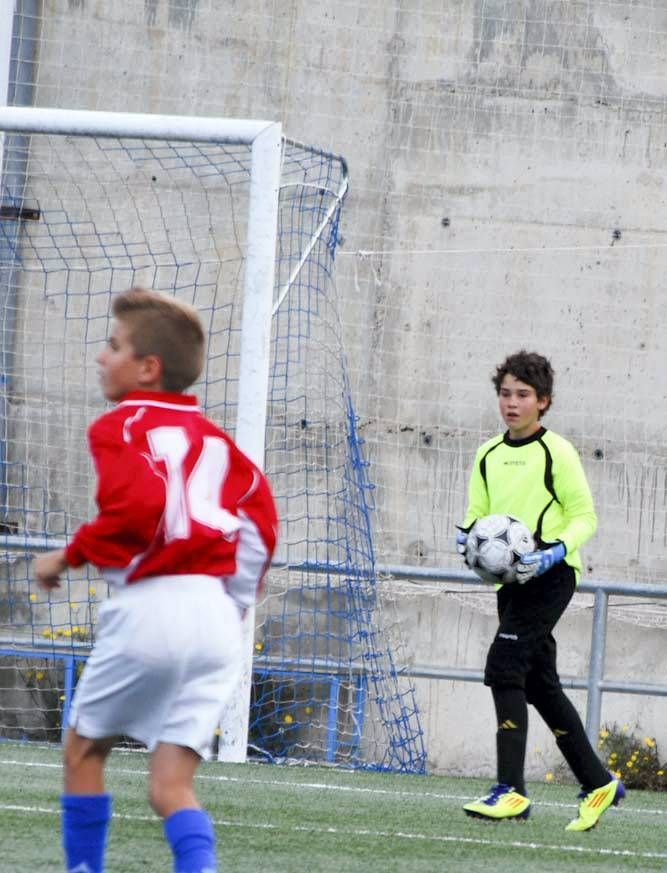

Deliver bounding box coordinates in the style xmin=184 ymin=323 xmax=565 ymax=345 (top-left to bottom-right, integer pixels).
xmin=66 ymin=390 xmax=278 ymax=605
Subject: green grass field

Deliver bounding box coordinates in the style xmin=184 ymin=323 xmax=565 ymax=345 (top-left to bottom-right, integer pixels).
xmin=1 ymin=741 xmax=666 ymax=872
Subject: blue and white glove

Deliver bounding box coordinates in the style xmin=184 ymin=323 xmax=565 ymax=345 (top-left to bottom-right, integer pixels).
xmin=516 ymin=541 xmax=566 ymax=584
xmin=456 ymin=525 xmax=474 ymax=568
xmin=456 ymin=529 xmax=468 ymax=556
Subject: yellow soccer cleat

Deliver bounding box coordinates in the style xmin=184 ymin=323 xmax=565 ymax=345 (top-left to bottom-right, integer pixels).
xmin=463 ymin=783 xmax=531 ymax=821
xmin=565 ymin=778 xmax=625 ymax=832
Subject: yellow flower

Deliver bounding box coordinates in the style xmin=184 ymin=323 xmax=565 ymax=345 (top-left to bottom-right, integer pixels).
xmin=626 ymin=761 xmax=633 ymax=768
xmin=254 ymin=641 xmax=264 ymax=652
xmin=59 ymin=695 xmax=65 ymax=701
xmin=658 ymin=770 xmax=664 ymax=776
xmin=644 ymin=737 xmax=656 ymax=748
xmin=622 ymin=723 xmax=630 ymax=733
xmin=304 ymin=706 xmax=313 ymax=715
xmin=599 ymin=729 xmax=609 ymax=739
xmin=29 ymin=593 xmax=37 ymax=602
xmin=35 ymin=671 xmax=44 ymax=681
xmin=41 ymin=629 xmax=53 ymax=639
xmin=283 ymin=713 xmax=294 ymax=725
xmin=88 ymin=586 xmax=96 ymax=596
xmin=213 ymin=727 xmax=221 ymax=736
xmin=544 ymin=772 xmax=554 ymax=783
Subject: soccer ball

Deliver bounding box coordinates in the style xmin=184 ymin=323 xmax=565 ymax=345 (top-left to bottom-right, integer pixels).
xmin=465 ymin=514 xmax=535 ymax=584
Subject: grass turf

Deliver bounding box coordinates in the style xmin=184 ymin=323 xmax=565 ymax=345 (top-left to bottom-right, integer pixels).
xmin=1 ymin=741 xmax=666 ymax=872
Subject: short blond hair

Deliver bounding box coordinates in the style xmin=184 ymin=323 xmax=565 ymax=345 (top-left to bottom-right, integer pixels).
xmin=112 ymin=287 xmax=205 ymax=392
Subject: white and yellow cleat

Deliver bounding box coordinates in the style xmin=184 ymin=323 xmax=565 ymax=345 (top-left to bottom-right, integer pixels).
xmin=463 ymin=783 xmax=531 ymax=821
xmin=565 ymin=778 xmax=625 ymax=832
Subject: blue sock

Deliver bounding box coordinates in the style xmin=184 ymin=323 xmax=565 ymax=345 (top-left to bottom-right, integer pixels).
xmin=164 ymin=808 xmax=217 ymax=873
xmin=61 ymin=793 xmax=112 ymax=873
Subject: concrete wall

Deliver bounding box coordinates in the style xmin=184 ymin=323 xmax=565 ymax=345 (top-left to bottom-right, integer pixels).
xmin=9 ymin=0 xmax=667 ymax=775
xmin=386 ymin=582 xmax=666 ymax=777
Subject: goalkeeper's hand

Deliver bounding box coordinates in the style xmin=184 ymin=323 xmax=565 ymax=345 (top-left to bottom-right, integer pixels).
xmin=456 ymin=530 xmax=468 ymax=555
xmin=455 ymin=525 xmax=473 ymax=566
xmin=515 ymin=541 xmax=566 ymax=584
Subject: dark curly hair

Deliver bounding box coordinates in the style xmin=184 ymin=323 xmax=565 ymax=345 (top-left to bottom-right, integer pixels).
xmin=492 ymin=350 xmax=554 ymax=416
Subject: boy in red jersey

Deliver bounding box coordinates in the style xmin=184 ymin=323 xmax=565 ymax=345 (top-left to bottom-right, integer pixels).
xmin=34 ymin=288 xmax=278 ymax=873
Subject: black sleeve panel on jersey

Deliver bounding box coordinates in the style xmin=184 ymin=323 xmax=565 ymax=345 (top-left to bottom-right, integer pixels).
xmin=479 ymin=439 xmax=504 ymax=490
xmin=537 ymin=436 xmax=559 ymax=506
xmin=534 ymin=437 xmax=559 ymax=545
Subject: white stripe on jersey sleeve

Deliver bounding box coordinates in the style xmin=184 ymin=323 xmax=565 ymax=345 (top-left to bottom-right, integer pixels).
xmin=224 ymin=509 xmax=270 ymax=609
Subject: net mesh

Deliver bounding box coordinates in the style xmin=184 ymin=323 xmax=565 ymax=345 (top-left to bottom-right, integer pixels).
xmin=0 ymin=127 xmax=425 ymax=771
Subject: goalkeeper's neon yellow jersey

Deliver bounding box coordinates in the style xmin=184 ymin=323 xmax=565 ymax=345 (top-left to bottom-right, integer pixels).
xmin=462 ymin=426 xmax=596 ymax=580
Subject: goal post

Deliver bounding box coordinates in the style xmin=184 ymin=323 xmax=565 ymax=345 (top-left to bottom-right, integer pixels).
xmin=0 ymin=106 xmax=281 ymax=763
xmin=217 ymin=123 xmax=281 ymax=762
xmin=0 ymin=106 xmax=426 ymax=773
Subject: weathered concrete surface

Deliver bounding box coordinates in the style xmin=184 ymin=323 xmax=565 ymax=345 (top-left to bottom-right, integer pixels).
xmin=7 ymin=0 xmax=666 ymax=774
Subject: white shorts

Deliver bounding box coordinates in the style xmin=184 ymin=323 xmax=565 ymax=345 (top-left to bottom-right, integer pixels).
xmin=69 ymin=575 xmax=242 ymax=758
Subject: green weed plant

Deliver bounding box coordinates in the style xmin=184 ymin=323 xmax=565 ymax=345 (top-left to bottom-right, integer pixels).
xmin=598 ymin=722 xmax=666 ymax=791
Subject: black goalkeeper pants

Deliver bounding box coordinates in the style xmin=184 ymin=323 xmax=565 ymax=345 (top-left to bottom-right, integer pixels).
xmin=483 ymin=563 xmax=609 ymax=795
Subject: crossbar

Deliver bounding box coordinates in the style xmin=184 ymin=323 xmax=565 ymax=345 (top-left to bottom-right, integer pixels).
xmin=0 ymin=105 xmax=274 ymax=143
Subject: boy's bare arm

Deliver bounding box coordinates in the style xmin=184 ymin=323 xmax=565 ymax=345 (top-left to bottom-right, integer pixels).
xmin=33 ymin=548 xmax=69 ymax=589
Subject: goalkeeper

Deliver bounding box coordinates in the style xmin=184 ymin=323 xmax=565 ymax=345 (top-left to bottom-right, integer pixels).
xmin=457 ymin=350 xmax=624 ymax=831
xmin=33 ymin=288 xmax=278 ymax=873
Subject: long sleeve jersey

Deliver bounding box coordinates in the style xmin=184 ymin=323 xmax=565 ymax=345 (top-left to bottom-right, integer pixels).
xmin=462 ymin=426 xmax=596 ymax=579
xmin=65 ymin=390 xmax=278 ymax=607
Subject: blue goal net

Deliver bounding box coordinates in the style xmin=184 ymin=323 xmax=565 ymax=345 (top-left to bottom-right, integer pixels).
xmin=0 ymin=122 xmax=426 ymax=773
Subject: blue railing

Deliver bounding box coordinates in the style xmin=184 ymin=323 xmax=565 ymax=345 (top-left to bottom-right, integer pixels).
xmin=2 ymin=559 xmax=665 ymax=752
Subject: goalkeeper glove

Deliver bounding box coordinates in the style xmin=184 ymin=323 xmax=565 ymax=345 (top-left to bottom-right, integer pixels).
xmin=455 ymin=525 xmax=473 ymax=567
xmin=516 ymin=541 xmax=566 ymax=584
xmin=456 ymin=530 xmax=468 ymax=555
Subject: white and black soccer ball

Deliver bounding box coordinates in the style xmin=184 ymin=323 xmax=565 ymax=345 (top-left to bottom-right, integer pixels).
xmin=465 ymin=514 xmax=535 ymax=584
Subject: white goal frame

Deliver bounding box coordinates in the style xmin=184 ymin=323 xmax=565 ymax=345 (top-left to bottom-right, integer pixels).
xmin=0 ymin=105 xmax=282 ymax=762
